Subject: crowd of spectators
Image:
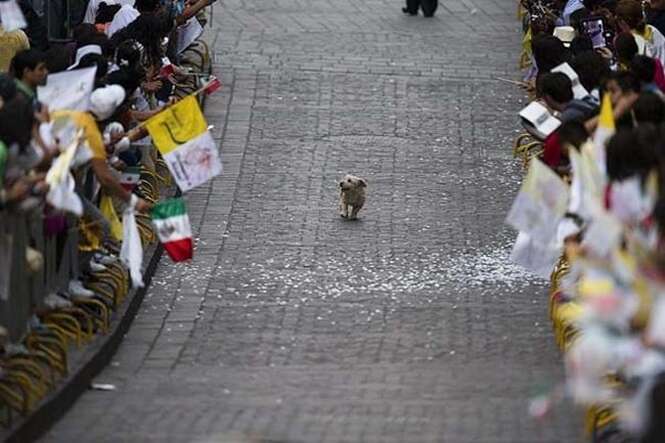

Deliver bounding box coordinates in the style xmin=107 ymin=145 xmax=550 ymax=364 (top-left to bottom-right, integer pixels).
xmin=0 ymin=0 xmax=215 ymax=423
xmin=517 ymin=0 xmax=665 ymax=441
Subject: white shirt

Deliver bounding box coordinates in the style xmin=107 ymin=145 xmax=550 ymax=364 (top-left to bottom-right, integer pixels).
xmin=106 ymin=4 xmax=140 ymax=37
xmin=83 ymin=0 xmax=135 ymax=24
xmin=560 ymin=0 xmax=584 ymax=25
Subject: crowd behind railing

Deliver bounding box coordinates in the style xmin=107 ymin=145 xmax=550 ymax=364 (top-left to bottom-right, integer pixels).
xmin=0 ymin=0 xmax=216 ymax=428
xmin=512 ymin=0 xmax=665 ymax=441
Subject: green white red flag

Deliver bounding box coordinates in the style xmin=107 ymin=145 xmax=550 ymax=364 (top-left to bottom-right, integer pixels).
xmin=120 ymin=166 xmax=140 ymax=191
xmin=151 ymin=198 xmax=193 ymax=262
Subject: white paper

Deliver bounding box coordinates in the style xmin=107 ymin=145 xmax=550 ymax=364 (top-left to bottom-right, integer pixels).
xmin=609 ymin=177 xmax=654 ymax=225
xmin=582 ymin=207 xmax=623 ymax=258
xmin=0 ymin=0 xmax=26 ymax=31
xmin=519 ymin=101 xmax=561 ymax=138
xmin=505 ymin=158 xmax=569 ymax=243
xmin=510 ymin=231 xmax=561 ymax=278
xmin=647 ymin=295 xmax=665 ymax=347
xmin=37 ymin=67 xmax=97 ymax=112
xmin=177 ymin=18 xmax=203 ymax=54
xmin=568 ymin=145 xmax=605 ymax=220
xmin=163 ymin=131 xmax=222 ymax=192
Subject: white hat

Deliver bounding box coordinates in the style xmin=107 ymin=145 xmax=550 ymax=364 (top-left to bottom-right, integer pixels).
xmin=89 ymin=85 xmax=126 ymax=120
xmin=68 ymin=44 xmax=103 ymax=70
xmin=553 ymin=26 xmax=576 ymax=47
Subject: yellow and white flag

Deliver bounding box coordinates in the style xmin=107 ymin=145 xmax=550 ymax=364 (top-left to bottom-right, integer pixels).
xmin=592 ymin=93 xmax=615 ymax=175
xmin=145 ymin=96 xmax=208 ymax=155
xmin=505 ymin=158 xmax=569 ymax=243
xmin=145 ymin=96 xmax=221 ymax=192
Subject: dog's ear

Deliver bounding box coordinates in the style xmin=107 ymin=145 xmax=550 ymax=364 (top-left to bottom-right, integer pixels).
xmin=358 ymin=178 xmax=367 ymax=187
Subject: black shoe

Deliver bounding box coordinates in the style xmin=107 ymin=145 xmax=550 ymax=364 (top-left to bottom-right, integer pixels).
xmin=402 ymin=7 xmax=418 ymax=15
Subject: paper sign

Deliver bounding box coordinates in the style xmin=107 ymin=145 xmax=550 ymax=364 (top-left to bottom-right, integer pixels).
xmin=37 ymin=67 xmax=97 ymax=112
xmin=177 ymin=18 xmax=203 ymax=54
xmin=0 ymin=0 xmax=26 ymax=31
xmin=510 ymin=231 xmax=561 ymax=278
xmin=519 ymin=101 xmax=561 ymax=139
xmin=568 ymin=145 xmax=605 ymax=220
xmin=582 ymin=207 xmax=623 ymax=258
xmin=609 ymin=177 xmax=654 ymax=225
xmin=506 ymin=158 xmax=569 ymax=243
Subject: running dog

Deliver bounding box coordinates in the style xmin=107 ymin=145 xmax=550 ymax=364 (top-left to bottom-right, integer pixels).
xmin=338 ymin=174 xmax=367 ymax=220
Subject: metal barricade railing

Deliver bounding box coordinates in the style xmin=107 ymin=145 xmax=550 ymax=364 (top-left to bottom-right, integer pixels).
xmin=0 ymin=212 xmax=78 ymax=342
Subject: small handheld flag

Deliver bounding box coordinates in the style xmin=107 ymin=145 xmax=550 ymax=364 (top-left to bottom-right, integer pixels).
xmin=204 ymin=76 xmax=222 ymax=95
xmin=151 ymin=198 xmax=193 ymax=262
xmin=120 ymin=166 xmax=141 ymax=192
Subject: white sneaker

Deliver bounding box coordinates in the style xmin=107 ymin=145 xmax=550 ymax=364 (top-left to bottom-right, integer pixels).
xmin=68 ymin=280 xmax=95 ymax=298
xmin=44 ymin=293 xmax=73 ymax=309
xmin=89 ymin=260 xmax=107 ymax=273
xmin=94 ymin=252 xmax=117 ymax=265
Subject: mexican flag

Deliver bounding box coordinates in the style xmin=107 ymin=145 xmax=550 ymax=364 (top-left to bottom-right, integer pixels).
xmin=151 ymin=198 xmax=193 ymax=262
xmin=120 ymin=166 xmax=141 ymax=192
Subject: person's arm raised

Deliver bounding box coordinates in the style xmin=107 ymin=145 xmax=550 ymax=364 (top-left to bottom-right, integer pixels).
xmin=175 ymin=0 xmax=218 ymax=26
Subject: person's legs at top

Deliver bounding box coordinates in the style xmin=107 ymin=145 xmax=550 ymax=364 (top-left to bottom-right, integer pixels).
xmin=402 ymin=0 xmax=419 ymax=15
xmin=421 ymin=0 xmax=438 ymax=17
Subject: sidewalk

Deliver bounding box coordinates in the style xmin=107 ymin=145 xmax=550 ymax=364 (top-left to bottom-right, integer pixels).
xmin=42 ymin=0 xmax=581 ymax=441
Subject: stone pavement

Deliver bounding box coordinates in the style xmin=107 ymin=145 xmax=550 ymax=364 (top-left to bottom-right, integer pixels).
xmin=42 ymin=0 xmax=582 ymax=441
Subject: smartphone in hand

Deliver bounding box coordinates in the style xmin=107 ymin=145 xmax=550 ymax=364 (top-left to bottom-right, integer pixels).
xmin=580 ymin=16 xmax=609 ymax=49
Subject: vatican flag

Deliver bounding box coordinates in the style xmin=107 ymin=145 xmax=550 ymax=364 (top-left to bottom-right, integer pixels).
xmin=591 ymin=93 xmax=615 ymax=175
xmin=144 ymin=96 xmax=207 ymax=155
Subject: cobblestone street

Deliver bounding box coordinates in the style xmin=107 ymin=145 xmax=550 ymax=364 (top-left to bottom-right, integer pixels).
xmin=43 ymin=0 xmax=582 ymax=441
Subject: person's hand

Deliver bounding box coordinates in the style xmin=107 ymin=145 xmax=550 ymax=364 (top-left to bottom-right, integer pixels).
xmin=31 ymin=180 xmax=49 ymax=195
xmin=135 ymin=197 xmax=153 ymax=213
xmin=142 ymin=80 xmax=163 ymax=93
xmin=6 ymin=179 xmax=32 ymax=202
xmin=34 ymin=103 xmax=50 ymax=124
xmin=111 ymin=158 xmax=127 ymax=171
xmin=614 ymin=92 xmax=639 ymax=117
xmin=595 ymin=47 xmax=613 ymax=61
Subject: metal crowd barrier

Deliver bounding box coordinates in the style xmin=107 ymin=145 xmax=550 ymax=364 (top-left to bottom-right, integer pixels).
xmin=0 ymin=212 xmax=79 ymax=343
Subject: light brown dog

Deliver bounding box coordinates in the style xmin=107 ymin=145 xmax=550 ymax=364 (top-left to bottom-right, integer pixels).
xmin=338 ymin=174 xmax=367 ymax=220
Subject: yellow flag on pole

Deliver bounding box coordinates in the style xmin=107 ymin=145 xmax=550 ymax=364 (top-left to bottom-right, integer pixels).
xmin=591 ymin=93 xmax=615 ymax=174
xmin=144 ymin=96 xmax=207 ymax=155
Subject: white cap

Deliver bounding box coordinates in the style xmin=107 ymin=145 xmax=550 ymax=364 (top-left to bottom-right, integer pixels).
xmin=68 ymin=44 xmax=103 ymax=70
xmin=89 ymin=85 xmax=126 ymax=121
xmin=553 ymin=26 xmax=576 ymax=47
